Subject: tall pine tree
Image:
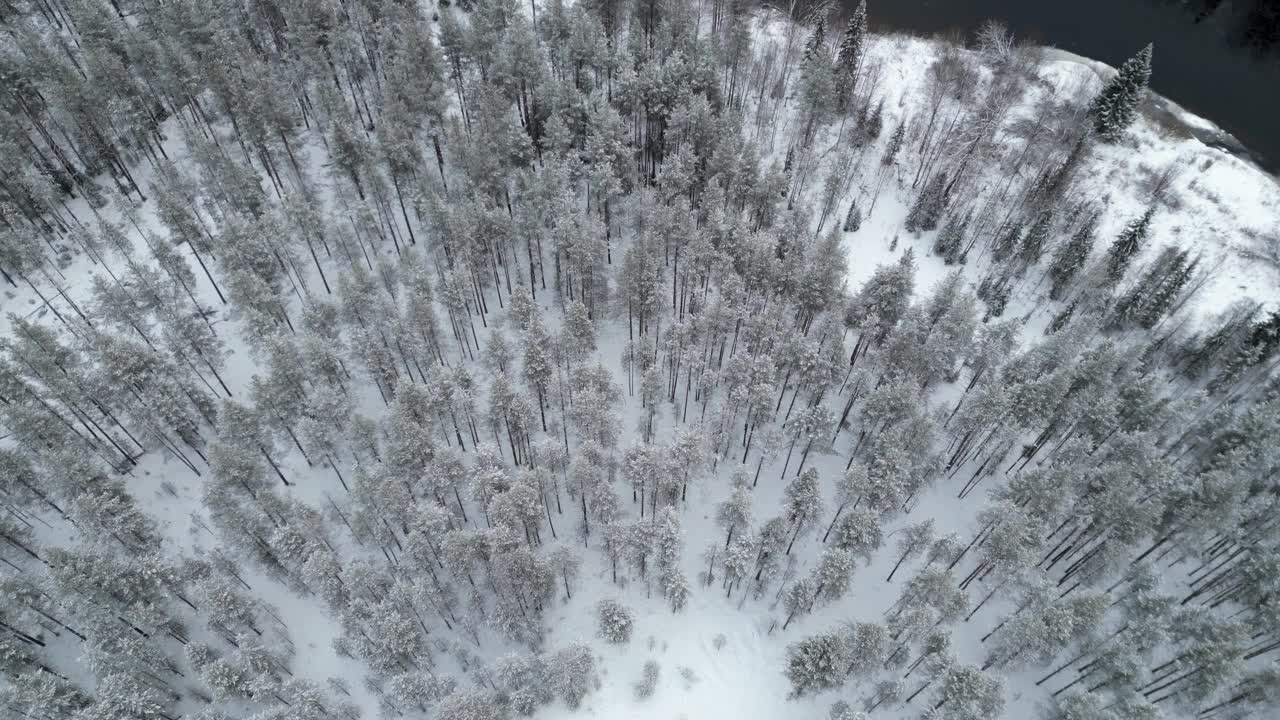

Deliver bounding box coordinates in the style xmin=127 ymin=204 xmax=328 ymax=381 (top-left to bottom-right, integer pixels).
xmin=1105 ymin=207 xmax=1156 ymax=284
xmin=1047 ymin=213 xmax=1098 ymax=300
xmin=802 ymin=16 xmax=828 ymax=67
xmin=835 ymin=1 xmax=868 ymax=105
xmin=904 ymin=172 xmax=949 ymax=233
xmin=1087 ymin=43 xmax=1153 ymax=141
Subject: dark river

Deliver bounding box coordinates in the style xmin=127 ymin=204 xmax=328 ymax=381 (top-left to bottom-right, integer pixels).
xmin=839 ymin=0 xmax=1280 ymax=173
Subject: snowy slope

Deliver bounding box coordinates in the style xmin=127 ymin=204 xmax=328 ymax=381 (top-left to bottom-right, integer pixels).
xmin=2 ymin=6 xmax=1278 ymax=720
xmin=838 ymin=31 xmax=1280 ymax=331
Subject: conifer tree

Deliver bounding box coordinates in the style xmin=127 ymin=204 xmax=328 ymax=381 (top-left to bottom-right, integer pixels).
xmin=1087 ymin=44 xmax=1153 ymax=141
xmin=1105 ymin=207 xmax=1156 ymax=284
xmin=797 ymin=19 xmax=838 ymax=141
xmin=1048 ymin=214 xmax=1098 ymax=300
xmin=597 ymin=599 xmax=634 ymax=644
xmin=1016 ymin=210 xmax=1054 ymax=270
xmin=905 ymin=173 xmax=949 ymax=233
xmin=932 ymin=665 xmax=1004 ymax=719
xmin=934 ymin=214 xmax=968 ymax=265
xmin=835 ymin=2 xmax=868 ymax=105
xmin=843 ymin=201 xmax=862 ymax=233
xmin=863 ymin=99 xmax=885 ymax=140
xmin=883 ymin=123 xmax=906 ymax=167
xmin=1109 ymin=247 xmax=1194 ymax=329
xmin=803 ymin=17 xmax=829 ymax=67
xmin=785 ymin=633 xmax=849 ymax=697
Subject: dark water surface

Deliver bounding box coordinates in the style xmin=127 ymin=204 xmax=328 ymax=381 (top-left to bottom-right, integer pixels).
xmin=839 ymin=0 xmax=1279 ymax=173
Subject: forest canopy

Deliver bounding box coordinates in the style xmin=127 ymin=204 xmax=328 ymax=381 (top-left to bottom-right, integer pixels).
xmin=0 ymin=1 xmax=1278 ymax=720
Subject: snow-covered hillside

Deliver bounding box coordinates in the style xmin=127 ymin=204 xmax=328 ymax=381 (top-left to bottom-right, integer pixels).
xmin=831 ymin=30 xmax=1279 ymax=328
xmin=1 ymin=2 xmax=1278 ymax=720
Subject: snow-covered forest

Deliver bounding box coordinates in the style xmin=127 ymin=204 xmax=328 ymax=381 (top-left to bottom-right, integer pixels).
xmin=1 ymin=1 xmax=1279 ymax=719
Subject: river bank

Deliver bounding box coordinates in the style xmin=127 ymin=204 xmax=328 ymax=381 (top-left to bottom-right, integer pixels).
xmin=834 ymin=0 xmax=1280 ymax=175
